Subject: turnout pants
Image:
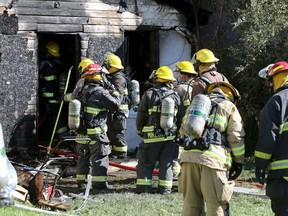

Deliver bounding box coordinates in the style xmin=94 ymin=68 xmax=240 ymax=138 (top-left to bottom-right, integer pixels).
xmin=107 ymin=111 xmax=128 ymax=154
xmin=266 ymin=177 xmax=288 ymax=216
xmin=136 ymin=140 xmax=177 ymax=194
xmin=76 ymin=139 xmax=111 ymax=186
xmin=179 ymin=163 xmax=234 ymax=216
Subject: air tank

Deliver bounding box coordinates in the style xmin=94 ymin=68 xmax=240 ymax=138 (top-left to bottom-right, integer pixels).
xmin=68 ymin=99 xmax=81 ymax=130
xmin=129 ymin=80 xmax=140 ymax=108
xmin=183 ymin=94 xmax=211 ymax=138
xmin=160 ymin=97 xmax=175 ymax=131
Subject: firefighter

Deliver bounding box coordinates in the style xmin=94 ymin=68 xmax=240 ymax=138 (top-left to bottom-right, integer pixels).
xmin=63 ymin=58 xmax=95 ymax=102
xmin=136 ymin=66 xmax=181 ymax=194
xmin=174 ymin=61 xmax=198 ymax=118
xmin=255 ymin=61 xmax=288 ymax=215
xmin=39 ymin=41 xmax=69 ymax=139
xmin=179 ymin=81 xmax=245 ymax=216
xmin=173 ymin=61 xmax=198 ymax=177
xmin=75 ymin=63 xmax=121 ymax=190
xmin=103 ymin=53 xmax=129 ymax=159
xmin=191 ymin=48 xmax=229 ymax=99
xmin=258 ymin=63 xmax=274 ymax=93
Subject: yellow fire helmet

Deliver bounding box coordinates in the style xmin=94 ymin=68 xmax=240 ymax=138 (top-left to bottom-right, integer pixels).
xmin=46 ymin=41 xmax=60 ymax=57
xmin=176 ymin=61 xmax=197 ymax=75
xmin=78 ymin=58 xmax=95 ymax=75
xmin=207 ymin=81 xmax=241 ymax=105
xmin=191 ymin=48 xmax=219 ymax=64
xmin=103 ymin=52 xmax=124 ymax=71
xmin=149 ymin=66 xmax=176 ymax=82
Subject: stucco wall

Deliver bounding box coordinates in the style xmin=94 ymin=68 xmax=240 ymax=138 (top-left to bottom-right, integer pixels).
xmin=0 ymin=34 xmax=37 ymax=148
xmin=86 ymin=35 xmax=124 ymax=64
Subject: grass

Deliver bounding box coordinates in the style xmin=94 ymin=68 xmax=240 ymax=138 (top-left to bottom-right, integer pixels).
xmin=0 ymin=157 xmax=273 ymax=216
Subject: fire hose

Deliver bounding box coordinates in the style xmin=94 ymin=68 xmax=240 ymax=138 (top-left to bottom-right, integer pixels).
xmin=38 ymin=145 xmax=265 ymax=189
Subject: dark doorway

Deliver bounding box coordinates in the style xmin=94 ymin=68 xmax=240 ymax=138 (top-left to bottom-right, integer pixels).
xmin=124 ymin=30 xmax=159 ymax=97
xmin=124 ymin=30 xmax=160 ymax=154
xmin=37 ymin=33 xmax=81 ymax=145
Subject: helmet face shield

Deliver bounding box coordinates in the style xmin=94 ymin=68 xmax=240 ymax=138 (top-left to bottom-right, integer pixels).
xmin=191 ymin=53 xmax=197 ymax=64
xmin=258 ymin=64 xmax=274 ymax=79
xmin=101 ymin=67 xmax=109 ymax=74
xmin=149 ymin=70 xmax=157 ymax=80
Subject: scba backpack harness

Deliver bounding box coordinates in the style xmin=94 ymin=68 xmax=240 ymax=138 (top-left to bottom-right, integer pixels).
xmin=142 ymin=87 xmax=179 ymax=143
xmin=183 ymin=94 xmax=229 ymax=151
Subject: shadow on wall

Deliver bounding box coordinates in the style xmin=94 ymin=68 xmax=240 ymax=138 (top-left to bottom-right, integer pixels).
xmin=8 ymin=114 xmax=37 ymax=155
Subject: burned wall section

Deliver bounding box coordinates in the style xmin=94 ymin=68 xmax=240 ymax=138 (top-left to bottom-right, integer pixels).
xmin=0 ymin=35 xmax=37 ymax=151
xmin=0 ymin=10 xmax=18 ymax=35
xmin=86 ymin=36 xmax=124 ymax=65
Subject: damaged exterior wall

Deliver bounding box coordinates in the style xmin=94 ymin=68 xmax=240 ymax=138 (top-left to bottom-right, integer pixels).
xmin=0 ymin=33 xmax=37 ymax=148
xmin=0 ymin=0 xmax=188 ymax=151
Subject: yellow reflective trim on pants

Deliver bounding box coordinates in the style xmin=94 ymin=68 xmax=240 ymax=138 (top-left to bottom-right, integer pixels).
xmin=112 ymin=146 xmax=127 ymax=152
xmin=92 ymin=176 xmax=107 ymax=183
xmin=254 ymin=150 xmax=271 ymax=160
xmin=85 ymin=106 xmax=106 ymax=115
xmin=279 ymin=121 xmax=288 ymax=134
xmin=87 ymin=126 xmax=107 ymax=135
xmin=231 ymin=144 xmax=245 ymax=157
xmin=159 ymin=179 xmax=173 ymax=187
xmin=269 ymin=159 xmax=288 ymax=170
xmin=136 ymin=178 xmax=152 ymax=186
xmin=76 ymin=174 xmax=86 ymax=181
xmin=75 ymin=134 xmax=95 ymax=144
xmin=143 ymin=135 xmax=175 ymax=143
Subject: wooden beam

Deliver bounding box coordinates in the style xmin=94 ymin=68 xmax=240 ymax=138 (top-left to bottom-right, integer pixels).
xmin=18 ymin=15 xmax=89 ymax=24
xmin=88 ymin=17 xmax=142 ymax=26
xmin=83 ymin=24 xmax=120 ymax=33
xmin=15 ymin=8 xmax=121 ymax=18
xmin=37 ymin=24 xmax=83 ymax=32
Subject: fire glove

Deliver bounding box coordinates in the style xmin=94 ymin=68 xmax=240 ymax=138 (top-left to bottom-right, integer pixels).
xmin=228 ymin=161 xmax=243 ymax=180
xmin=255 ymin=168 xmax=265 ymax=185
